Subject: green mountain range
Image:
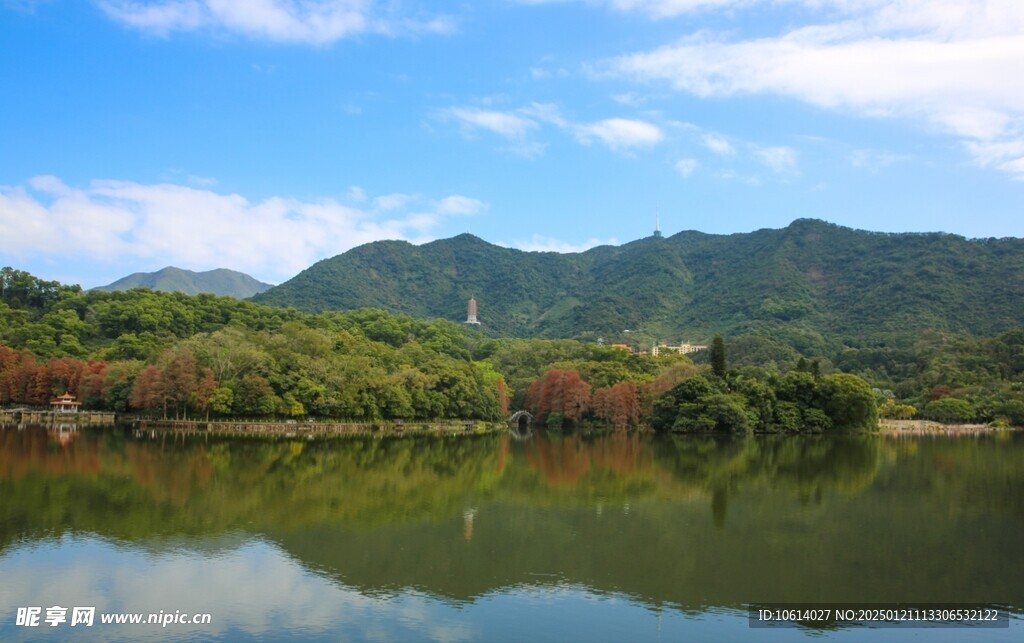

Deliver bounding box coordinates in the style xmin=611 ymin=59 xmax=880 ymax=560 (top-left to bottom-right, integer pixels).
xmin=96 ymin=266 xmax=272 ymax=298
xmin=252 ymin=219 xmax=1024 ymax=353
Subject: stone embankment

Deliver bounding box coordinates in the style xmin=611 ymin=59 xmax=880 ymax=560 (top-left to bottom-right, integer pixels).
xmin=136 ymin=418 xmax=503 ymax=439
xmin=879 ymin=419 xmax=1015 ymax=436
xmin=0 ymin=409 xmax=116 ymax=425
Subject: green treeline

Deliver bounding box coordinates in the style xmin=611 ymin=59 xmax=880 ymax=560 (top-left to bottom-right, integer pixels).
xmin=833 ymin=329 xmax=1024 ymax=426
xmin=3 ymin=266 xmax=1022 ymax=427
xmin=0 ymin=267 xmax=504 ymax=421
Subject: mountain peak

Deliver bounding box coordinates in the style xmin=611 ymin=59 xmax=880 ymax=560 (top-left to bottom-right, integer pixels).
xmin=95 ymin=267 xmax=273 ymax=298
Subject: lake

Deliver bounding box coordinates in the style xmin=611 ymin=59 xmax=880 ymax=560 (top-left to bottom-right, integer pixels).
xmin=1 ymin=425 xmax=1022 ymax=641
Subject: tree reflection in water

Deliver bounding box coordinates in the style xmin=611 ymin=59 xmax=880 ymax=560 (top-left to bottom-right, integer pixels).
xmin=2 ymin=426 xmax=1023 ymax=612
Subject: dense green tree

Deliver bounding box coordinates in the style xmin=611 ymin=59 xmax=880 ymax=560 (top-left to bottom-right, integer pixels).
xmin=922 ymin=397 xmax=975 ymax=423
xmin=651 ymin=376 xmax=720 ymax=432
xmin=233 ymin=373 xmax=279 ymax=416
xmin=777 ymin=371 xmax=822 ymax=409
xmin=734 ymin=377 xmax=776 ymax=431
xmin=773 ymin=401 xmax=802 ymax=432
xmin=994 ymin=399 xmax=1024 ymax=425
xmin=821 ymin=373 xmax=878 ymax=430
xmin=209 ymin=386 xmax=234 ymax=415
xmin=710 ymin=335 xmax=727 ymax=378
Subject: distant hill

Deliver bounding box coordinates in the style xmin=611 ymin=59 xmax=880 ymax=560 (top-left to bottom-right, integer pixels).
xmin=252 ymin=219 xmax=1024 ymax=352
xmin=95 ymin=267 xmax=273 ymax=298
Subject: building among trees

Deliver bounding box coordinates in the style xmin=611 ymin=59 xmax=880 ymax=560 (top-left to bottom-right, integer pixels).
xmin=651 ymin=342 xmax=706 ymax=357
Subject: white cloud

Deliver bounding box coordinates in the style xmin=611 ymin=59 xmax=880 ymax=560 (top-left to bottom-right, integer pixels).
xmin=998 ymin=156 xmax=1024 ymax=178
xmin=373 ymin=192 xmax=411 ymax=211
xmin=605 ymin=0 xmax=752 ymax=18
xmin=446 ymin=103 xmax=663 ymax=153
xmin=0 ymin=176 xmax=487 ymax=284
xmin=702 ymin=133 xmax=734 ymax=156
xmin=347 ymin=185 xmax=367 ymax=202
xmin=187 ymin=175 xmax=218 ymax=187
xmin=436 ymin=195 xmax=487 ymax=215
xmin=612 ymin=92 xmax=646 ymax=107
xmin=753 ymin=146 xmax=797 ymax=173
xmin=97 ymin=0 xmax=205 ymax=32
xmin=445 ymin=107 xmax=537 ymax=140
xmin=96 ymin=0 xmax=454 ymax=44
xmin=527 ymin=0 xmax=1024 ymax=29
xmin=502 ymin=234 xmax=619 ymax=254
xmin=517 ymin=0 xmax=748 ymax=17
xmin=519 ymin=102 xmax=569 ymax=128
xmin=603 ymin=0 xmax=1024 ymax=178
xmin=674 ymin=158 xmax=698 ymax=177
xmin=574 ymin=118 xmax=664 ymax=150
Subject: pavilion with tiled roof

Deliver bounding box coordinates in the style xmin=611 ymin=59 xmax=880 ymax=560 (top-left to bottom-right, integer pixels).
xmin=50 ymin=393 xmax=82 ymax=413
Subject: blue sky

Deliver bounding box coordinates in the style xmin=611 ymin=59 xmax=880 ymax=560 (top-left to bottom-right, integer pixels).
xmin=2 ymin=0 xmax=1023 ymax=288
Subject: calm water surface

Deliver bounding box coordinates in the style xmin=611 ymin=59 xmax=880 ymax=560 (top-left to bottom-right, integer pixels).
xmin=1 ymin=426 xmax=1022 ymax=641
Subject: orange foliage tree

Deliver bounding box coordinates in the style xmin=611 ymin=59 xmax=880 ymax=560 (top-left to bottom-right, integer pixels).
xmin=130 ymin=365 xmax=166 ymax=416
xmin=524 ymin=369 xmax=591 ymax=425
xmin=0 ymin=346 xmax=117 ymax=408
xmin=592 ymin=381 xmax=641 ymax=430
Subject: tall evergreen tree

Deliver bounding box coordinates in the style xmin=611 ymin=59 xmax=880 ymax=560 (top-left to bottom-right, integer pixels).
xmin=711 ymin=335 xmax=727 ymax=378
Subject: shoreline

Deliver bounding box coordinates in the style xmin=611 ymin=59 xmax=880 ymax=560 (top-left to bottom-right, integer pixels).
xmin=878 ymin=419 xmax=1018 ymax=436
xmin=134 ymin=418 xmax=508 ymax=439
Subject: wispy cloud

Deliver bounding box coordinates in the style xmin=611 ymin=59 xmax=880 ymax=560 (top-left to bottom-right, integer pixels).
xmin=611 ymin=92 xmax=647 ymax=107
xmin=516 ymin=0 xmax=746 ymax=18
xmin=574 ymin=118 xmax=664 ymax=150
xmin=444 ymin=107 xmax=538 ymax=140
xmin=601 ymin=0 xmax=1024 ymax=178
xmin=674 ymin=158 xmax=698 ymax=177
xmin=753 ymin=146 xmax=797 ymax=173
xmin=96 ymin=0 xmax=455 ymax=44
xmin=436 ymin=195 xmax=487 ymax=215
xmin=373 ymin=193 xmax=411 ymax=211
xmin=444 ymin=103 xmax=663 ymax=153
xmin=702 ymin=133 xmax=735 ymax=156
xmin=0 ymin=176 xmax=486 ymax=284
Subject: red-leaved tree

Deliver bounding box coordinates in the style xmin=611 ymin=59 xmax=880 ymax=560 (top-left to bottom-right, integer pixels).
xmin=592 ymin=381 xmax=641 ymax=430
xmin=524 ymin=369 xmax=591 ymax=425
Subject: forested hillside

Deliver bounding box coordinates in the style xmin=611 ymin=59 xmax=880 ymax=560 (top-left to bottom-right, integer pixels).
xmin=253 ymin=219 xmax=1024 ymax=356
xmin=96 ymin=266 xmax=272 ymax=298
